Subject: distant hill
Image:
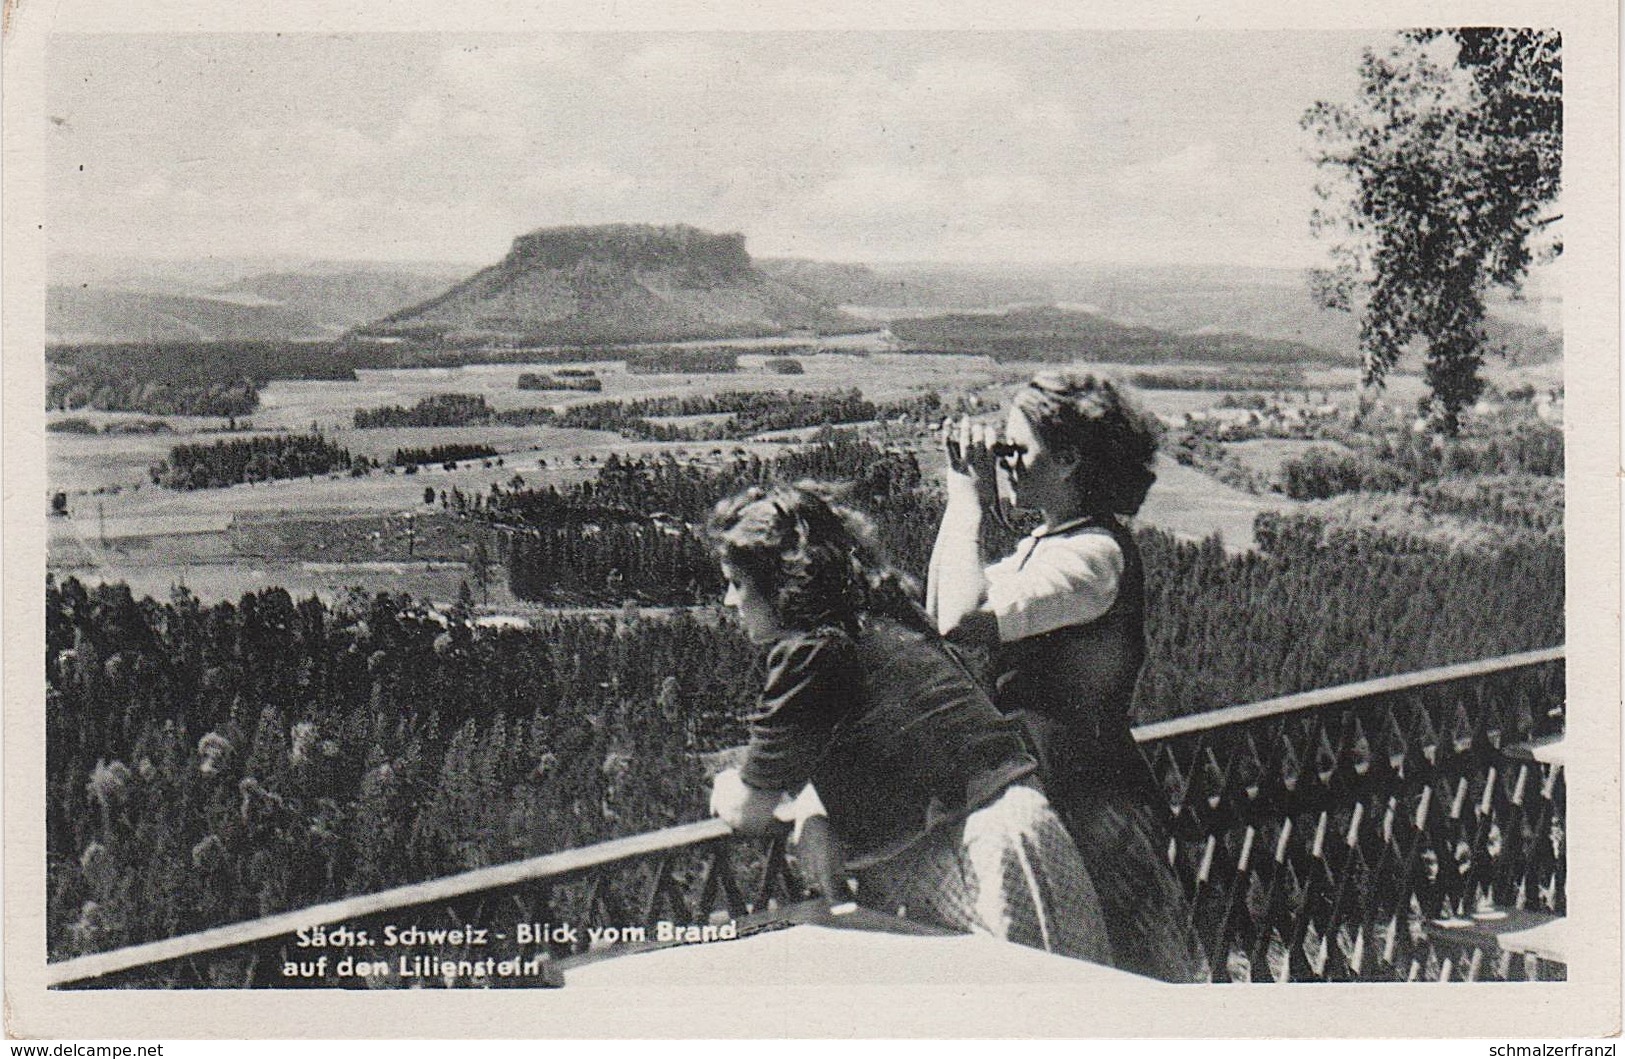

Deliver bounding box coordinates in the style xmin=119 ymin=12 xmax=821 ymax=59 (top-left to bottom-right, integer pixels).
xmin=366 ymin=224 xmax=866 ymax=345
xmin=48 ymin=249 xmax=1559 ymax=365
xmin=889 ymin=304 xmax=1356 ymax=366
xmin=1047 ymin=267 xmax=1361 ymax=352
xmin=760 ymin=259 xmax=1041 ymax=310
xmin=47 ymin=267 xmax=464 ymax=345
xmin=1041 ymin=268 xmax=1561 ymax=365
xmin=49 ymin=253 xmax=475 ymax=292
xmin=47 ymin=285 xmax=329 ymax=343
xmin=219 ymin=271 xmax=462 ymax=333
xmin=765 ymin=259 xmax=1561 ymax=365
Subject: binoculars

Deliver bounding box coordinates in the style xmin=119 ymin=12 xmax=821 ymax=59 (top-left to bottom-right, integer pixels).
xmin=946 ymin=436 xmax=1026 ymax=462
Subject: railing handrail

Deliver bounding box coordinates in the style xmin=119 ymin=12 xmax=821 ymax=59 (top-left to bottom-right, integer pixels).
xmin=1130 ymin=646 xmax=1563 ymax=744
xmin=47 ymin=647 xmax=1564 ymax=988
xmin=46 ymin=818 xmax=734 ymax=988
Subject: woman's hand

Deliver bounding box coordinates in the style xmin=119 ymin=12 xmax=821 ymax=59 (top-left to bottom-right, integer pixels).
xmin=929 ymin=417 xmax=998 ymax=631
xmin=709 ymin=767 xmax=785 ymax=836
xmin=941 ymin=416 xmax=1001 ymax=513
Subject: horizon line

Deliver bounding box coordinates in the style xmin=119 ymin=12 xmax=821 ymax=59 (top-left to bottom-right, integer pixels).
xmin=46 ymin=249 xmax=1328 ymax=273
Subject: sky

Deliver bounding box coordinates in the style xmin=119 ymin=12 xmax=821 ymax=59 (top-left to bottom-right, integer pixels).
xmin=46 ymin=32 xmax=1382 ymax=269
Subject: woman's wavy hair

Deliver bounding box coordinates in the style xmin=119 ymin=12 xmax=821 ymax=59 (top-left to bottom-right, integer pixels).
xmin=706 ymin=481 xmax=924 ymax=635
xmin=1012 ymin=370 xmax=1162 ymax=517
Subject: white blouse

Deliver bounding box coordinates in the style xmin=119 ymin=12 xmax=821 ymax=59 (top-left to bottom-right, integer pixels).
xmin=984 ymin=518 xmax=1123 ymax=643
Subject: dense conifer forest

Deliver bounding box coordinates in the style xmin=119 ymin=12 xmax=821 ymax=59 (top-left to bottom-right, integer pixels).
xmin=354 ymin=394 xmax=497 ymax=429
xmin=349 ymin=389 xmax=940 ymax=439
xmin=47 ymin=580 xmax=754 ymax=959
xmin=47 ymin=342 xmax=393 ymax=418
xmin=494 ymin=437 xmax=1562 ymax=716
xmin=516 ymin=371 xmax=603 ymax=392
xmin=1278 ymin=418 xmax=1563 ymax=500
xmin=150 ymin=434 xmax=355 ymax=490
xmin=392 ymin=444 xmax=500 ymax=468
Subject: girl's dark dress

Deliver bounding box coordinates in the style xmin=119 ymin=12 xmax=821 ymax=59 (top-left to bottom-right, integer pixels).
xmin=739 ymin=612 xmax=1112 ymax=964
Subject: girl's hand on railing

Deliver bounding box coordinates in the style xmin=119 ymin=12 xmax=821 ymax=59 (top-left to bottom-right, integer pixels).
xmin=708 ymin=767 xmax=784 ymax=836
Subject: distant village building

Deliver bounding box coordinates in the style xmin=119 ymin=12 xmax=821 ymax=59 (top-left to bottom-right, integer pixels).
xmin=1184 ymin=399 xmax=1340 ymax=441
xmin=1533 ymin=392 xmax=1564 ymax=424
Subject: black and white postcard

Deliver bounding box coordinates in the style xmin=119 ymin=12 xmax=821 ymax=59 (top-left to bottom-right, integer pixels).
xmin=3 ymin=0 xmax=1619 ymax=1041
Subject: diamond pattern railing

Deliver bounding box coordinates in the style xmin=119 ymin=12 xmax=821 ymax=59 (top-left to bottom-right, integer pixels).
xmin=46 ymin=821 xmax=813 ymax=989
xmin=48 ymin=647 xmax=1563 ymax=988
xmin=1144 ymin=646 xmax=1565 ymax=982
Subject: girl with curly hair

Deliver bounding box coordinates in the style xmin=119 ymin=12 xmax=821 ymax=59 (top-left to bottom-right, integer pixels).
xmin=928 ymin=370 xmax=1209 ymax=982
xmin=706 ymin=482 xmax=1111 ymax=964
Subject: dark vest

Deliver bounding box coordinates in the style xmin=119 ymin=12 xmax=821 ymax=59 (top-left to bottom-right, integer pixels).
xmin=991 ymin=518 xmax=1159 ymax=807
xmin=810 ymin=615 xmax=1037 ymax=870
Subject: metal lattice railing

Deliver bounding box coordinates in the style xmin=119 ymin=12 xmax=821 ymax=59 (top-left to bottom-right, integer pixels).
xmin=48 ymin=647 xmax=1564 ymax=988
xmin=47 ymin=819 xmax=811 ymax=989
xmin=1147 ymin=646 xmax=1565 ymax=982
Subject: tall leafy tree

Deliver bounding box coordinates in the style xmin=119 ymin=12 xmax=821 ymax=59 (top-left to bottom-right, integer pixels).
xmin=1303 ymin=29 xmax=1562 ymax=433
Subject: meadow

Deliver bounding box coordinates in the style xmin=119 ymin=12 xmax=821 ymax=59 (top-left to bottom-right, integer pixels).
xmin=48 ymin=343 xmax=1562 ymax=608
xmin=46 ymin=350 xmax=1302 ymax=605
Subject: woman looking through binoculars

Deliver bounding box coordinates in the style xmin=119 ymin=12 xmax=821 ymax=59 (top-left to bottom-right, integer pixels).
xmin=927 ymin=370 xmax=1209 ymax=982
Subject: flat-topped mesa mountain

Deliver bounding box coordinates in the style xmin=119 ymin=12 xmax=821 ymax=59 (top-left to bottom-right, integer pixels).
xmin=361 ymin=224 xmax=865 ymax=346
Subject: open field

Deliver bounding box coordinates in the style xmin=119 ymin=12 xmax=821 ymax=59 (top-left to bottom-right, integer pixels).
xmin=46 ymin=350 xmax=1562 ymax=605
xmin=46 ymin=451 xmax=1286 ymax=606
xmin=45 ymin=351 xmax=1046 ymax=496
xmin=51 ymin=350 xmax=1557 ymax=494
xmin=48 ymin=554 xmax=492 ymax=611
xmin=47 ymin=425 xmax=808 ymax=526
xmin=47 ymin=428 xmax=297 ymax=495
xmin=253 ymin=352 xmax=1002 ymax=432
xmin=1226 ymin=437 xmax=1357 ymax=479
xmin=1138 ymin=457 xmax=1288 ymax=549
